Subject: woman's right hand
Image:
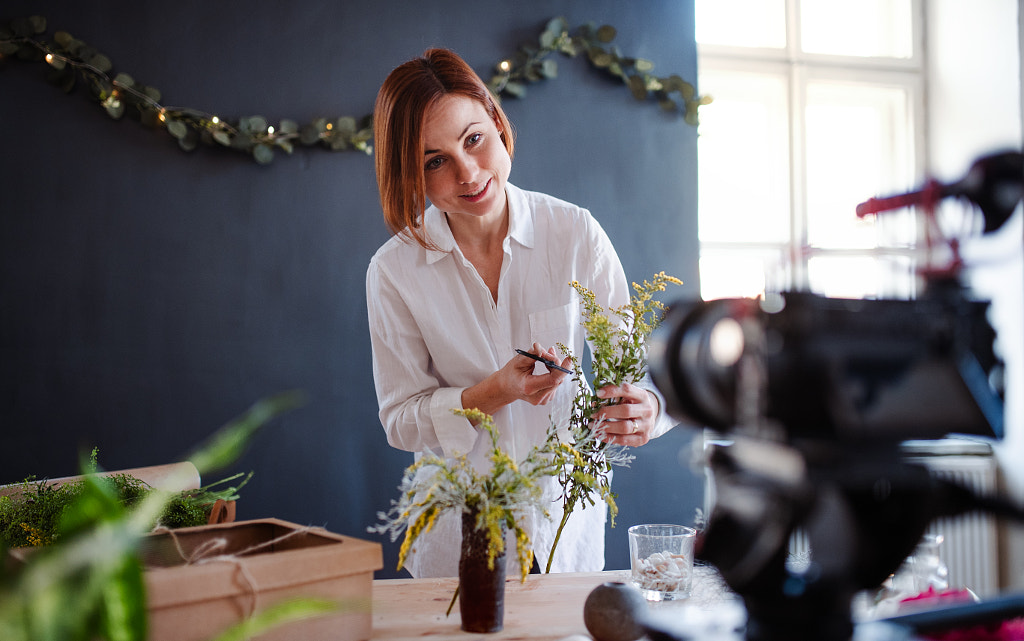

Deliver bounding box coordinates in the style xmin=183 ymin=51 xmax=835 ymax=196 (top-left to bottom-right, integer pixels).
xmin=508 ymin=343 xmax=572 ymax=406
xmin=461 ymin=343 xmax=572 ymax=416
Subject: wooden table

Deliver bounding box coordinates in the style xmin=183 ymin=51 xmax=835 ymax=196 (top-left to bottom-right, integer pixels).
xmin=371 ymin=568 xmax=741 ymax=641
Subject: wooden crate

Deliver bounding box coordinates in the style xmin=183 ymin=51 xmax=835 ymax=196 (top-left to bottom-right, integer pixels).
xmin=142 ymin=518 xmax=383 ymax=641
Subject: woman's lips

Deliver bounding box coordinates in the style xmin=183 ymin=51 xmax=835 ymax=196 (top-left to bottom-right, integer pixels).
xmin=461 ymin=178 xmax=491 ymax=203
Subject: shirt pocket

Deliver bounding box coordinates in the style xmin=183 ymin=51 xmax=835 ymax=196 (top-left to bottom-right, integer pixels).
xmin=529 ymin=302 xmax=577 ymax=349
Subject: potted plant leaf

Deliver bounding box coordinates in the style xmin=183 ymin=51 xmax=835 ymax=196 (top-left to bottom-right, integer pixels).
xmin=0 ymin=391 xmax=346 ymax=641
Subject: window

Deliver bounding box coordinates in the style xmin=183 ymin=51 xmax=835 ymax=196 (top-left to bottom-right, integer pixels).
xmin=696 ymin=0 xmax=925 ymax=300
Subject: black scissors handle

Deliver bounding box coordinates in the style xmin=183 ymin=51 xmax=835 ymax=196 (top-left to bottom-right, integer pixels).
xmin=515 ymin=349 xmax=572 ymax=374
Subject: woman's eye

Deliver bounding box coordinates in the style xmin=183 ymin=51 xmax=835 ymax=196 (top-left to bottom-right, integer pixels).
xmin=425 ymin=156 xmax=444 ymax=171
xmin=466 ymin=133 xmax=483 ymax=147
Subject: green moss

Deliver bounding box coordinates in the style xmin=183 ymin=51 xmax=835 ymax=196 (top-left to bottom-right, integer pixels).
xmin=0 ymin=466 xmax=251 ymax=549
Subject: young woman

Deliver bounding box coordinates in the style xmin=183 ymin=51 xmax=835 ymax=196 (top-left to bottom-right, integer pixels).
xmin=366 ymin=48 xmax=675 ymax=578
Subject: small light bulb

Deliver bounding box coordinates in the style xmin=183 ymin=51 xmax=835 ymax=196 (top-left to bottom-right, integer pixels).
xmin=499 ymin=60 xmax=511 ymax=72
xmin=325 ymin=122 xmax=333 ymax=131
xmin=267 ymin=125 xmax=275 ymax=134
xmin=158 ymin=110 xmax=167 ymax=123
xmin=211 ymin=116 xmax=220 ymax=124
xmin=45 ymin=53 xmax=54 ymax=64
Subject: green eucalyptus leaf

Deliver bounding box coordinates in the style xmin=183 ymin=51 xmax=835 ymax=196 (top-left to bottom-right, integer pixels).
xmin=635 ymin=58 xmax=654 ymax=73
xmin=90 ymin=53 xmax=112 ymax=74
xmin=299 ymin=125 xmax=320 ymax=145
xmin=278 ymin=119 xmax=298 ymax=134
xmin=590 ymin=51 xmax=613 ymax=68
xmin=142 ymin=86 xmax=161 ymax=102
xmin=329 ymin=136 xmax=348 ymax=151
xmin=26 ymin=15 xmax=46 ymax=34
xmin=334 ymin=116 xmax=356 ymax=135
xmin=178 ymin=129 xmax=198 ymax=151
xmin=113 ymin=72 xmax=134 ymax=88
xmin=685 ymin=102 xmax=699 ymax=126
xmin=250 ymin=115 xmax=268 ymax=132
xmin=539 ymin=29 xmax=556 ymax=50
xmin=540 ymin=59 xmax=557 ymax=78
xmin=212 ymin=130 xmax=233 ymax=146
xmin=545 ymin=16 xmax=568 ymax=35
xmin=253 ymin=144 xmax=273 ymax=164
xmin=277 ymin=139 xmax=294 ymax=154
xmin=503 ymin=81 xmax=526 ymax=98
xmin=658 ymin=98 xmax=677 ymax=112
xmin=596 ymin=25 xmax=616 ymax=43
xmin=77 ymin=44 xmax=98 ymax=63
xmin=680 ymin=83 xmax=695 ymax=100
xmin=166 ymin=119 xmax=188 ymax=139
xmin=54 ymin=30 xmax=73 ymax=48
xmin=0 ymin=42 xmax=20 ymax=55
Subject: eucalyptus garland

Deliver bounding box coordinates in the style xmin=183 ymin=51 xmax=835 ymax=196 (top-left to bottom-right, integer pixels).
xmin=0 ymin=15 xmax=705 ymax=164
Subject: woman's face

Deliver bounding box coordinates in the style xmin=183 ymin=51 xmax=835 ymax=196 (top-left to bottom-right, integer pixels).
xmin=421 ymin=94 xmax=512 ymax=223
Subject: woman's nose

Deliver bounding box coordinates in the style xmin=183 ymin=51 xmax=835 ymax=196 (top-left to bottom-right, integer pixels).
xmin=453 ymin=154 xmax=478 ymax=184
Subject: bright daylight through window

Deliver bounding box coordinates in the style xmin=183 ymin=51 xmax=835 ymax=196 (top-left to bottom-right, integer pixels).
xmin=695 ymin=0 xmax=923 ymax=301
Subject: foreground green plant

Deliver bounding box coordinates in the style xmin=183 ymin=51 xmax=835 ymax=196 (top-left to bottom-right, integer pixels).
xmin=371 ymin=408 xmax=563 ymax=583
xmin=545 ymin=271 xmax=682 ymax=572
xmin=0 ymin=391 xmax=317 ymax=641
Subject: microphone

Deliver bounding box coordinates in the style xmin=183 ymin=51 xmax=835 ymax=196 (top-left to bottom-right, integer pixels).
xmin=855 ymin=150 xmax=1023 ymax=234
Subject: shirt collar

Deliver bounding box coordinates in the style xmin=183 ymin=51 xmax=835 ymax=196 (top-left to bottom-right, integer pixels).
xmin=422 ymin=183 xmax=535 ymax=264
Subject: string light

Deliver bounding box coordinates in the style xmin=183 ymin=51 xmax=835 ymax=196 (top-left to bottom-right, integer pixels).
xmin=2 ymin=15 xmax=704 ymax=164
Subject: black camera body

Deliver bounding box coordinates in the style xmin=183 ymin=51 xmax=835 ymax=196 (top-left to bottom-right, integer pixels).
xmin=645 ymin=151 xmax=1022 ymax=641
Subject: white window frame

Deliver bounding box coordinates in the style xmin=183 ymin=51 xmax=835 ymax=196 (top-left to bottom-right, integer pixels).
xmin=697 ymin=0 xmax=928 ymax=299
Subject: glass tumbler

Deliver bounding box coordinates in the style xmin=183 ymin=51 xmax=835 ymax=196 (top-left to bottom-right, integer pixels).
xmin=628 ymin=524 xmax=697 ymax=601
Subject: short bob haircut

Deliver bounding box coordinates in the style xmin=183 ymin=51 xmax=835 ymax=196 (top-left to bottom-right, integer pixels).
xmin=373 ymin=48 xmax=515 ymax=249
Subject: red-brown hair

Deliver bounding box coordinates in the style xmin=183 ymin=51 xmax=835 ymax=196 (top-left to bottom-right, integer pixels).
xmin=373 ymin=48 xmax=515 ymax=249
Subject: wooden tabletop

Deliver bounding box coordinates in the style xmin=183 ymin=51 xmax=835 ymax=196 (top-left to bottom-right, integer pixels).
xmin=370 ymin=567 xmax=741 ymax=641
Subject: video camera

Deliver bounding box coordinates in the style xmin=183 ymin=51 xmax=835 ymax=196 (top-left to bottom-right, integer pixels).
xmin=647 ymin=151 xmax=1024 ymax=641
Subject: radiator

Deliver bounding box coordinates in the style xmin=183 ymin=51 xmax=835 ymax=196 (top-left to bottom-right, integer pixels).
xmin=784 ymin=440 xmax=1000 ymax=597
xmin=904 ymin=446 xmax=1000 ymax=597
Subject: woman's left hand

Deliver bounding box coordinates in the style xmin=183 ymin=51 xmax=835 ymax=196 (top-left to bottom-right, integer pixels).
xmin=592 ymin=382 xmax=659 ymax=446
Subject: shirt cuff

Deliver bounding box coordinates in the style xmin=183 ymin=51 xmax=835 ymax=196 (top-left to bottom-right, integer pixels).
xmin=429 ymin=387 xmax=480 ymax=455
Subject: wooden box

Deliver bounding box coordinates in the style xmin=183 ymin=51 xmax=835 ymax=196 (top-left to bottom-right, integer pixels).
xmin=141 ymin=518 xmax=383 ymax=641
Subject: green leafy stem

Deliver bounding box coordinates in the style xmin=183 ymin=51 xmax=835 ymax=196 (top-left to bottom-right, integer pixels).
xmin=0 ymin=15 xmax=706 ymax=164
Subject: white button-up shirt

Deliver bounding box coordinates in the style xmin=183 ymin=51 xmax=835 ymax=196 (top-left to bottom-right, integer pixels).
xmin=366 ymin=183 xmax=674 ymax=577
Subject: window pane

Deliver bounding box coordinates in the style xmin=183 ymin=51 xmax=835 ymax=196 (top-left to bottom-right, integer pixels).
xmin=804 ymin=81 xmax=917 ymax=250
xmin=698 ymin=70 xmax=791 ymax=244
xmin=700 ymin=249 xmax=789 ymax=300
xmin=807 ymin=255 xmax=916 ymax=299
xmin=801 ymin=0 xmax=914 ymax=58
xmin=696 ymin=0 xmax=786 ymax=49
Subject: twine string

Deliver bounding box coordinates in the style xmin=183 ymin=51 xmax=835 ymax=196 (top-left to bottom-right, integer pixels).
xmin=151 ymin=524 xmax=317 ymax=618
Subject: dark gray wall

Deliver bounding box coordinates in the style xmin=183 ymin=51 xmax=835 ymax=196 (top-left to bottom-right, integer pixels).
xmin=0 ymin=1 xmax=701 ymax=577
